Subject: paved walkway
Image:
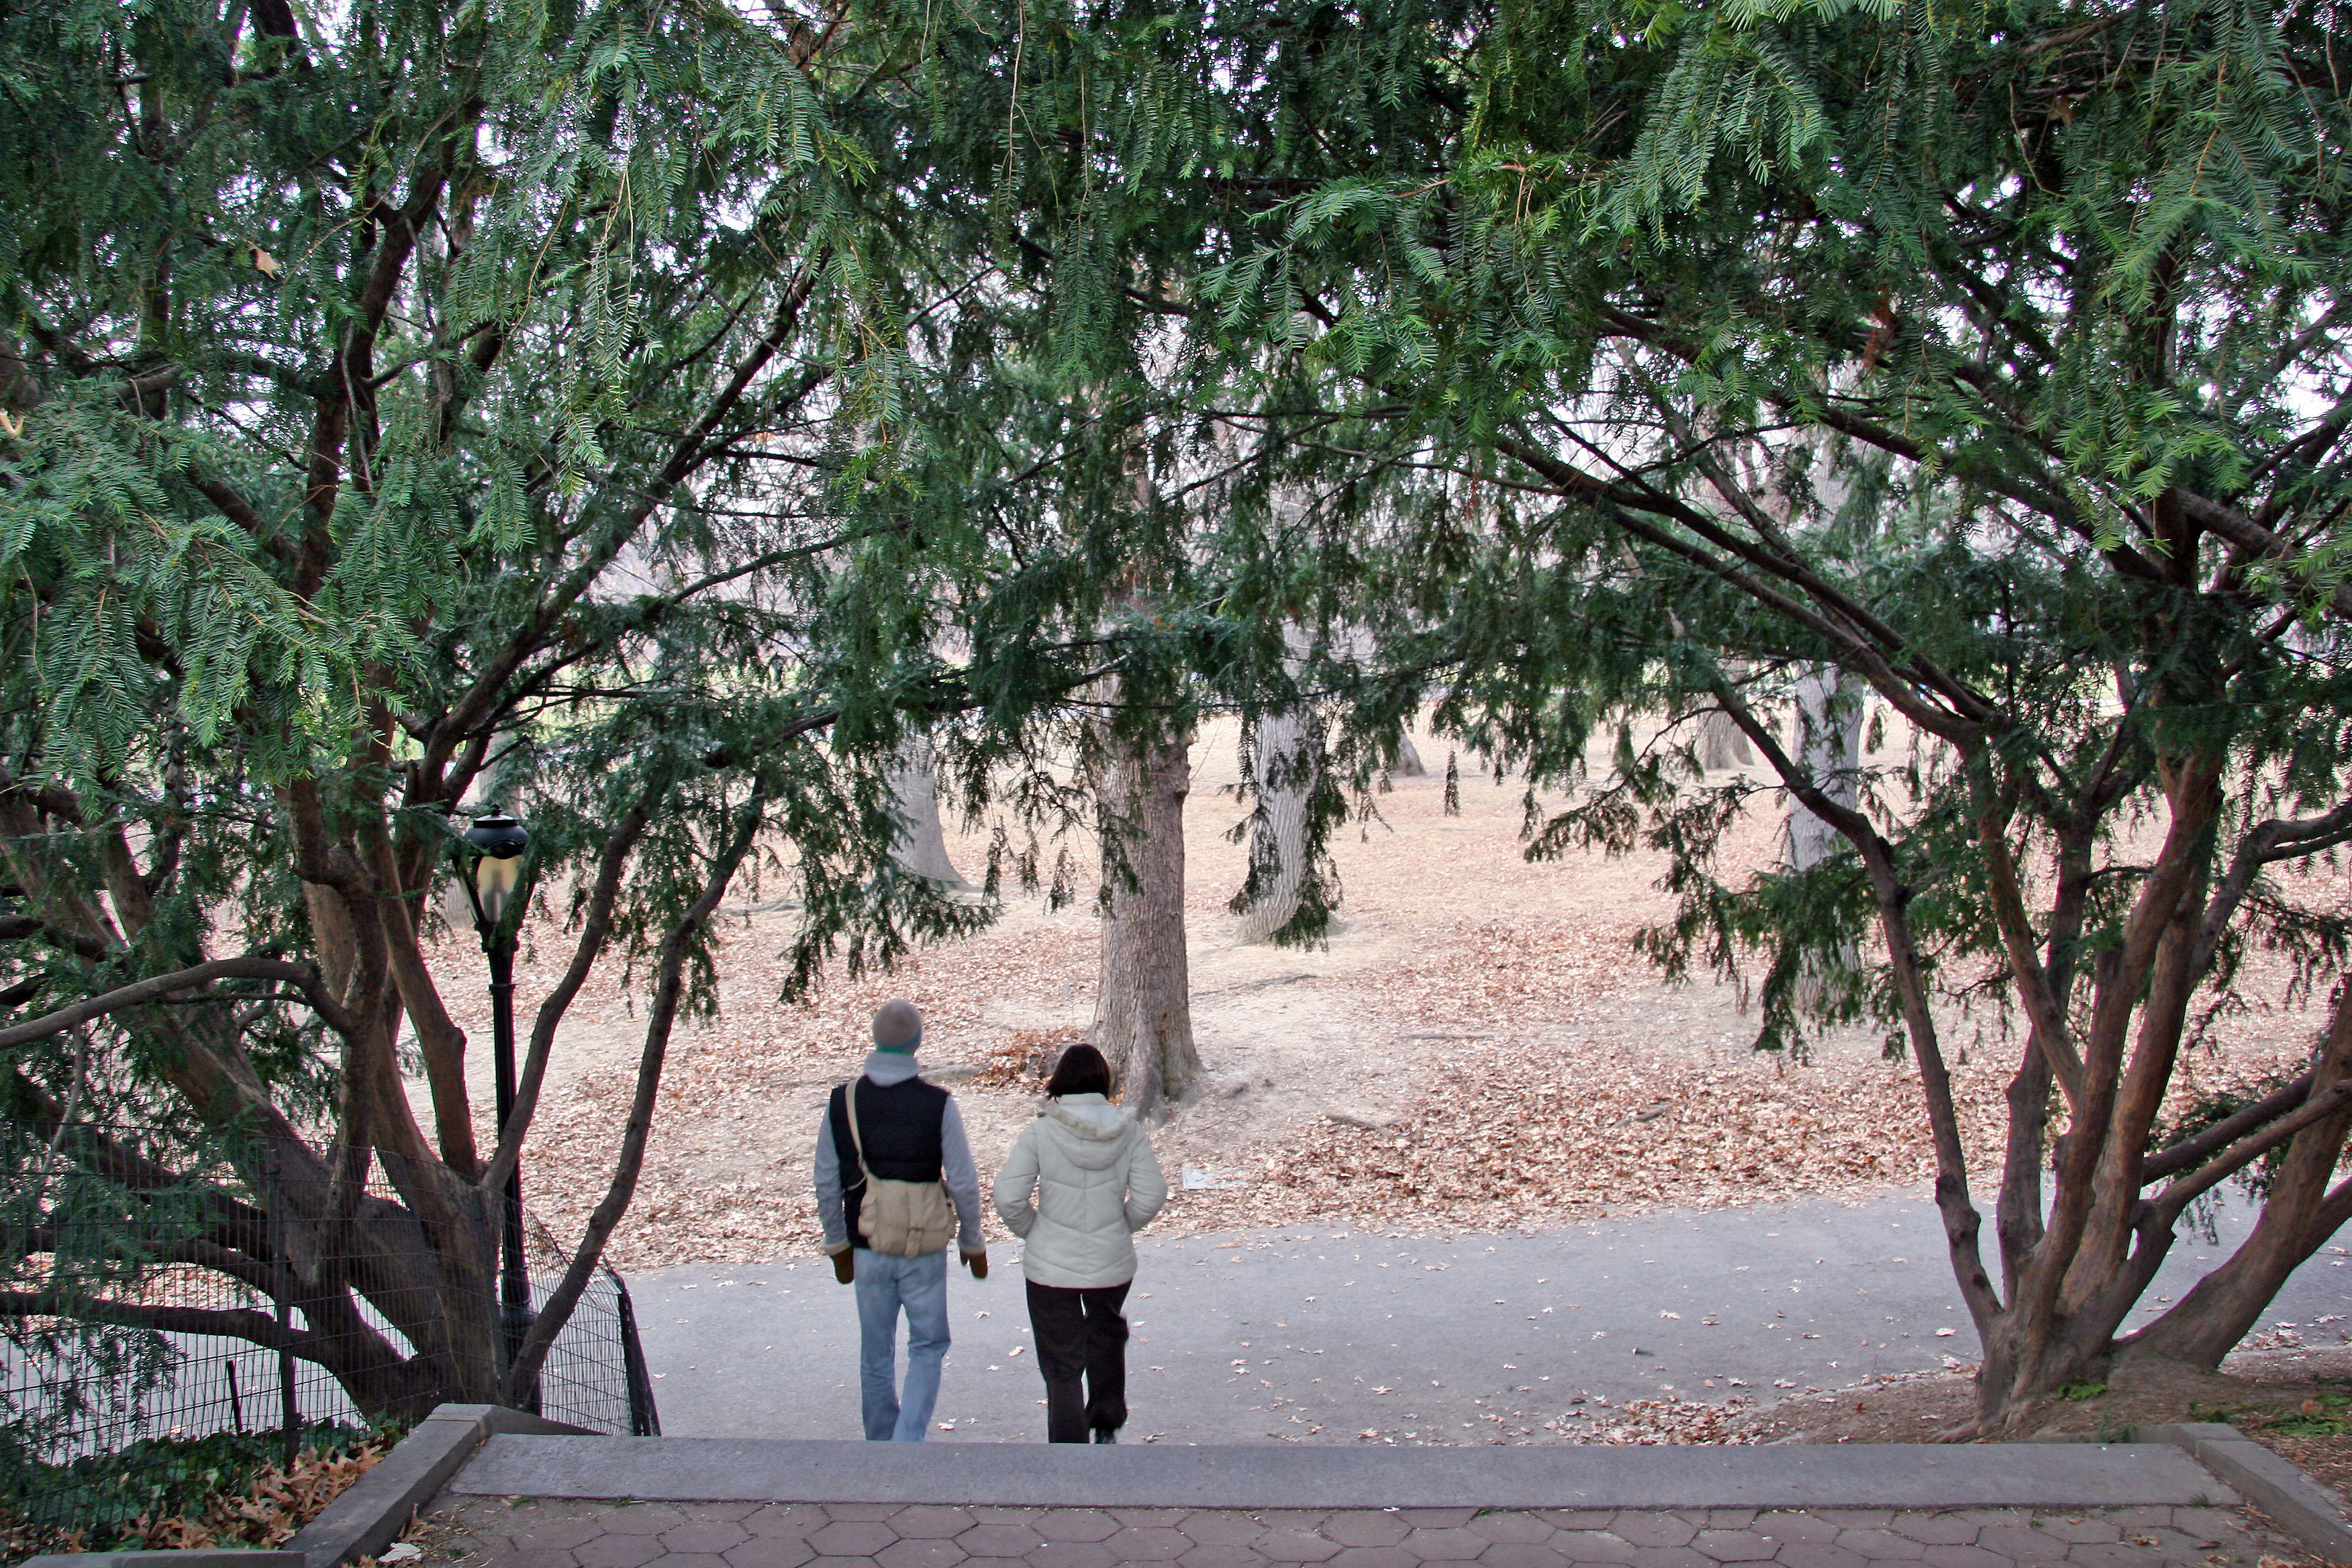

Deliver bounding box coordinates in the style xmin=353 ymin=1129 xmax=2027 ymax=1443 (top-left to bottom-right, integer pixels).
xmin=424 ymin=1498 xmax=2304 ymax=1568
xmin=630 ymin=1191 xmax=2352 ymax=1444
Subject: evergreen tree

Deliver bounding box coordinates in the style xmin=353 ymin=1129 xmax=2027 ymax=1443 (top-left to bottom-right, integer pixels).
xmin=1192 ymin=0 xmax=2352 ymax=1432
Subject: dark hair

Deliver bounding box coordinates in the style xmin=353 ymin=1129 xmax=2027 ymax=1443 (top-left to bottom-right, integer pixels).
xmin=1044 ymin=1042 xmax=1113 ymax=1099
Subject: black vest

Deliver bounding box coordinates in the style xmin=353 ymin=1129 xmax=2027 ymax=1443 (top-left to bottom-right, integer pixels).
xmin=829 ymin=1074 xmax=949 ymax=1248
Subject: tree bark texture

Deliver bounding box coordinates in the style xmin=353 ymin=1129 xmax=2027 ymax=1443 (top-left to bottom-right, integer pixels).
xmin=1700 ymin=709 xmax=1755 ymax=770
xmin=1232 ymin=706 xmax=1322 ymax=944
xmin=1786 ymin=665 xmax=1862 ymax=870
xmin=1093 ymin=733 xmax=1199 ymax=1120
xmin=887 ymin=737 xmax=970 ymax=888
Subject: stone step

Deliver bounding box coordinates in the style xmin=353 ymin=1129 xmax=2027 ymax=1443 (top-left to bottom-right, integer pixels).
xmin=448 ymin=1434 xmax=2237 ymax=1513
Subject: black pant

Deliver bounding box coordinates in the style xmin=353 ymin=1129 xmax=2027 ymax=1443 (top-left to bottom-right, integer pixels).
xmin=1025 ymin=1277 xmax=1131 ymax=1442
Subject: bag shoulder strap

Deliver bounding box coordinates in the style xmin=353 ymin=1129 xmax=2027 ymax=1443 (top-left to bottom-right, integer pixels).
xmin=844 ymin=1077 xmax=867 ymax=1166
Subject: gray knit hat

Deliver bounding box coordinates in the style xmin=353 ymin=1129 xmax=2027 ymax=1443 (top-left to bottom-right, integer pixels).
xmin=872 ymin=999 xmax=923 ymax=1052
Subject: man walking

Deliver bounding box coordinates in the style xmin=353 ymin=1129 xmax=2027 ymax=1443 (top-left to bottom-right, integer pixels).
xmin=814 ymin=999 xmax=988 ymax=1441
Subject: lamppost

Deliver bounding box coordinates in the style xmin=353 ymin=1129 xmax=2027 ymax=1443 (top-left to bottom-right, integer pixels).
xmin=455 ymin=808 xmax=536 ymax=1402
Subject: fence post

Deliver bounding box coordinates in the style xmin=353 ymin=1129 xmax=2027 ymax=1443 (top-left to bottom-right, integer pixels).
xmin=268 ymin=1146 xmax=299 ymax=1469
xmin=611 ymin=1269 xmax=660 ymax=1436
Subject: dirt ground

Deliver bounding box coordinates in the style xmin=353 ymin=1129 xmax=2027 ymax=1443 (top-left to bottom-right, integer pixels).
xmin=426 ymin=714 xmax=2318 ymax=1275
xmin=1736 ymin=1344 xmax=2352 ymax=1520
xmin=413 ymin=713 xmax=2341 ymax=1450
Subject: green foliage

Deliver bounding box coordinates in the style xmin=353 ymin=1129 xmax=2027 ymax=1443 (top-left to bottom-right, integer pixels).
xmin=0 ymin=1420 xmax=389 ymax=1554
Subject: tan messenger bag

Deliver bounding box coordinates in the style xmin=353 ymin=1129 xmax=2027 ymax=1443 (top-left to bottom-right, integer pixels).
xmin=844 ymin=1077 xmax=957 ymax=1258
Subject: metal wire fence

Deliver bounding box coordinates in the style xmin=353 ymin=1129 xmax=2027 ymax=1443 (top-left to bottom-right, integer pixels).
xmin=0 ymin=1118 xmax=656 ymax=1559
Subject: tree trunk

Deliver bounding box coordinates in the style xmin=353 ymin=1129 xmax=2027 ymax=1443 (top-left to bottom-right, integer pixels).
xmin=1232 ymin=706 xmax=1323 ymax=944
xmin=1093 ymin=732 xmax=1198 ymax=1120
xmin=2120 ymin=983 xmax=2352 ymax=1371
xmin=1786 ymin=665 xmax=1862 ymax=869
xmin=1700 ymin=709 xmax=1754 ymax=771
xmin=887 ymin=738 xmax=969 ymax=889
xmin=1391 ymin=730 xmax=1428 ymax=777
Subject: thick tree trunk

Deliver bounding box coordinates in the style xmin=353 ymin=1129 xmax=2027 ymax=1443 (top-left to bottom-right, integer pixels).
xmin=1232 ymin=707 xmax=1322 ymax=944
xmin=1700 ymin=708 xmax=1755 ymax=771
xmin=887 ymin=738 xmax=969 ymax=889
xmin=1391 ymin=730 xmax=1428 ymax=777
xmin=1786 ymin=665 xmax=1861 ymax=869
xmin=1093 ymin=732 xmax=1198 ymax=1120
xmin=2121 ymin=984 xmax=2352 ymax=1370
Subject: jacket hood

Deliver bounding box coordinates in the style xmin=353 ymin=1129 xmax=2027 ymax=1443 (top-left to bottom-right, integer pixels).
xmin=1038 ymin=1093 xmax=1133 ymax=1168
xmin=860 ymin=1049 xmax=923 ymax=1085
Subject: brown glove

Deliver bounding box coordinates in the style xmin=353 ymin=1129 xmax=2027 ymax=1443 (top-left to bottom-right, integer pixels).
xmin=832 ymin=1249 xmax=855 ymax=1285
xmin=964 ymin=1250 xmax=988 ymax=1280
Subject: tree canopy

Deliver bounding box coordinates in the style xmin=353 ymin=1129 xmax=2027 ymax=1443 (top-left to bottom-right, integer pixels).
xmin=5 ymin=0 xmax=2351 ymax=1440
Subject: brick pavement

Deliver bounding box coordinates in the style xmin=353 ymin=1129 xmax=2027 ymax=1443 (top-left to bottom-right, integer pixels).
xmin=422 ymin=1496 xmax=2309 ymax=1568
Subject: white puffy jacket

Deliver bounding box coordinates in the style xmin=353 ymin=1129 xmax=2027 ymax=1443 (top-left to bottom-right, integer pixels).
xmin=993 ymin=1093 xmax=1169 ymax=1289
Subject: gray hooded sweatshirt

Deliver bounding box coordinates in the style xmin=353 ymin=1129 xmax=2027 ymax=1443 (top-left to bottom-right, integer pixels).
xmin=993 ymin=1093 xmax=1169 ymax=1289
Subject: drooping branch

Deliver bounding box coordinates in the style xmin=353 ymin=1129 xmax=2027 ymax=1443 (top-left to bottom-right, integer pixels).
xmin=0 ymin=957 xmax=357 ymax=1052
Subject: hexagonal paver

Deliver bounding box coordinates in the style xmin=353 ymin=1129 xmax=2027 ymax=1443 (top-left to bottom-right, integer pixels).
xmin=1477 ymin=1544 xmax=1569 ymax=1568
xmin=1101 ymin=1528 xmax=1193 ymax=1562
xmin=1181 ymin=1514 xmax=1271 ymax=1548
xmin=686 ymin=1506 xmax=765 ymax=1522
xmin=893 ymin=1509 xmax=979 ymax=1541
xmin=1545 ymin=1532 xmax=1640 ymax=1565
xmin=1622 ymin=1547 xmax=1715 ymax=1568
xmin=1255 ymin=1514 xmax=1334 ymax=1534
xmin=1115 ymin=1511 xmax=1193 ymax=1527
xmin=1689 ymin=1532 xmax=1776 ymax=1564
xmin=1610 ymin=1519 xmax=1698 ymax=1551
xmin=1326 ymin=1516 xmax=1414 ymax=1550
xmin=1970 ymin=1525 xmax=2071 ymax=1561
xmin=1538 ymin=1514 xmax=1616 ymax=1533
xmin=1701 ymin=1515 xmax=1755 ymax=1532
xmin=826 ymin=1506 xmax=905 ymax=1523
xmin=2055 ymin=1546 xmax=2158 ymax=1568
xmin=1831 ymin=1531 xmax=1925 ymax=1562
xmin=2030 ymin=1518 xmax=2118 ymax=1547
xmin=1400 ymin=1512 xmax=1481 ymax=1528
xmin=1026 ymin=1542 xmax=1119 ymax=1568
xmin=1915 ymin=1547 xmax=2008 ymax=1568
xmin=800 ymin=1557 xmax=883 ymax=1568
xmin=1470 ymin=1516 xmax=1554 ymax=1547
xmin=957 ymin=1524 xmax=1046 ymax=1559
xmin=727 ymin=1538 xmax=819 ymax=1568
xmin=1325 ymin=1549 xmax=1419 ymax=1568
xmin=603 ymin=1508 xmax=691 ymax=1536
xmin=1258 ymin=1530 xmax=1344 ymax=1564
xmin=1181 ymin=1547 xmax=1271 ymax=1568
xmin=810 ymin=1522 xmax=902 ymax=1557
xmin=1034 ymin=1512 xmax=1122 ymax=1544
xmin=668 ymin=1524 xmax=755 ymax=1555
xmin=952 ymin=1524 xmax=1044 ymax=1559
xmin=1403 ymin=1528 xmax=1490 ymax=1561
xmin=485 ymin=1553 xmax=581 ymax=1568
xmin=875 ymin=1539 xmax=968 ymax=1568
xmin=509 ymin=1520 xmax=614 ymax=1553
xmin=1767 ymin=1545 xmax=1870 ymax=1568
xmin=653 ymin=1555 xmax=736 ymax=1568
xmin=1755 ymin=1517 xmax=1845 ymax=1547
xmin=748 ymin=1506 xmax=839 ymax=1539
xmin=576 ymin=1536 xmax=668 ymax=1568
xmin=1885 ymin=1516 xmax=1981 ymax=1549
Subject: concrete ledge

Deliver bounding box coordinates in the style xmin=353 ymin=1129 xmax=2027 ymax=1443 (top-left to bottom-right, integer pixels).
xmin=19 ymin=1555 xmax=303 ymax=1568
xmin=286 ymin=1405 xmax=594 ymax=1568
xmin=448 ymin=1434 xmax=2238 ymax=1512
xmin=2137 ymin=1422 xmax=2352 ymax=1564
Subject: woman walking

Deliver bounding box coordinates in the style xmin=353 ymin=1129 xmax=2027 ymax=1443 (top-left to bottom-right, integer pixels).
xmin=994 ymin=1044 xmax=1169 ymax=1442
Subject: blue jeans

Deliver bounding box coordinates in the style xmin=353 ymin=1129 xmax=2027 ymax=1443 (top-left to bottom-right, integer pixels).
xmin=854 ymin=1247 xmax=950 ymax=1441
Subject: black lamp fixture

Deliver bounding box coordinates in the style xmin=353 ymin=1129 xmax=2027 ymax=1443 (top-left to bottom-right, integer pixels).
xmin=452 ymin=806 xmax=538 ymax=1404
xmin=458 ymin=810 xmax=532 ymax=943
